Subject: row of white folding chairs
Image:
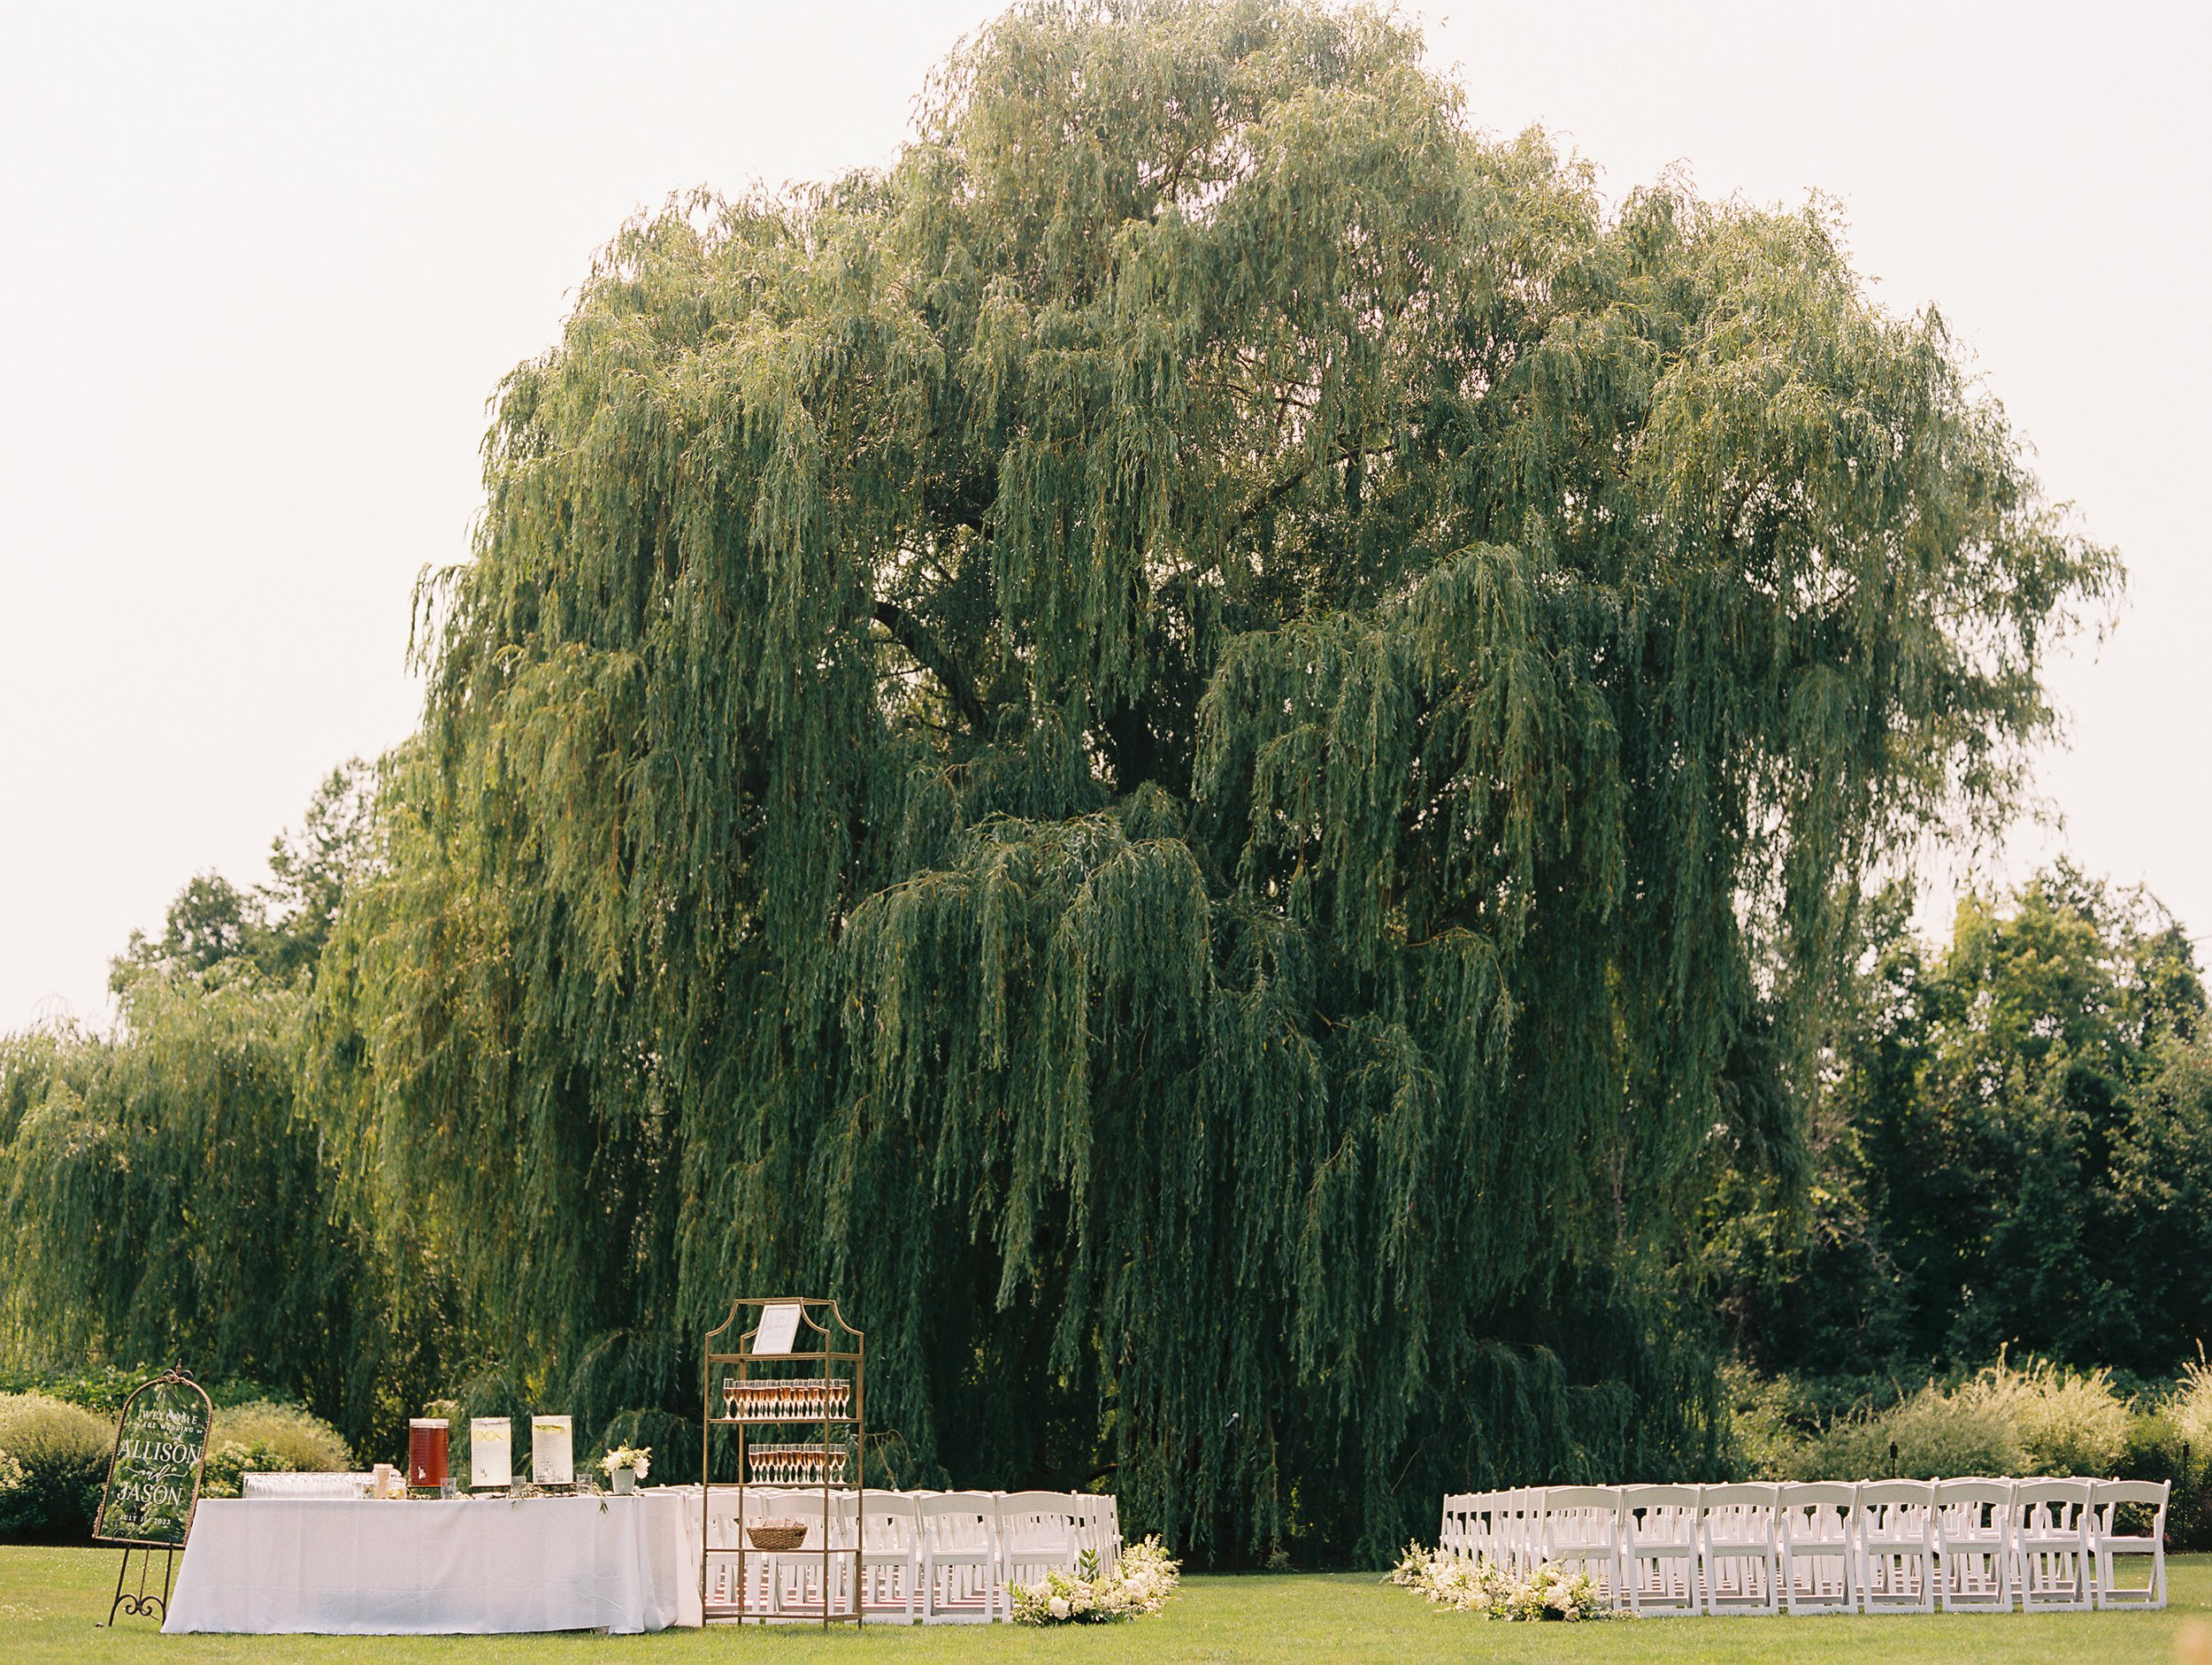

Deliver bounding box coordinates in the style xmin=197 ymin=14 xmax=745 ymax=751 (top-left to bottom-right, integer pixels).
xmin=703 ymin=1488 xmax=1122 ymax=1623
xmin=1440 ymin=1479 xmax=2169 ymax=1615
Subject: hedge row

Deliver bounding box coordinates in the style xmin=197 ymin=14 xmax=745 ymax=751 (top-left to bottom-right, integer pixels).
xmin=0 ymin=1390 xmax=352 ymax=1542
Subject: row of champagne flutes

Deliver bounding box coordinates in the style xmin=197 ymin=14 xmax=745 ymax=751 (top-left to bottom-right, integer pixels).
xmin=747 ymin=1443 xmax=849 ymax=1486
xmin=719 ymin=1376 xmax=852 ymax=1422
xmin=719 ymin=1375 xmax=852 ymax=1421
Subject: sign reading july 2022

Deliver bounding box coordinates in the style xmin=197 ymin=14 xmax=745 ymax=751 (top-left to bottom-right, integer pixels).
xmin=96 ymin=1374 xmax=213 ymax=1547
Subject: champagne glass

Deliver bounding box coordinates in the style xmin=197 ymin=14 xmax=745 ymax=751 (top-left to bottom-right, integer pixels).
xmin=721 ymin=1376 xmax=738 ymax=1419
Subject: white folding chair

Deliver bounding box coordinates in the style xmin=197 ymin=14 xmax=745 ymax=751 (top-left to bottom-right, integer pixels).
xmin=1503 ymin=1486 xmax=1544 ymax=1571
xmin=1698 ymin=1483 xmax=1781 ymax=1615
xmin=1538 ymin=1486 xmax=1623 ymax=1607
xmin=1933 ymin=1477 xmax=2014 ymax=1611
xmin=1067 ymin=1494 xmax=1107 ymax=1566
xmin=2013 ymin=1477 xmax=2093 ymax=1611
xmin=996 ymin=1491 xmax=1082 ymax=1592
xmin=918 ymin=1492 xmax=1004 ymax=1623
xmin=850 ymin=1490 xmax=923 ymax=1623
xmin=1780 ymin=1482 xmax=1856 ymax=1615
xmin=2090 ymin=1478 xmax=2169 ymax=1610
xmin=756 ymin=1490 xmax=858 ymax=1620
xmin=1619 ymin=1484 xmax=1701 ymax=1615
xmin=1440 ymin=1492 xmax=1476 ymax=1560
xmin=703 ymin=1492 xmax=745 ymax=1615
xmin=1463 ymin=1492 xmax=1500 ymax=1568
xmin=1854 ymin=1480 xmax=1935 ymax=1614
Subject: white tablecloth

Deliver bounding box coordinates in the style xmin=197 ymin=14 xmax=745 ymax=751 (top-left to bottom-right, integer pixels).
xmin=164 ymin=1492 xmax=704 ymax=1634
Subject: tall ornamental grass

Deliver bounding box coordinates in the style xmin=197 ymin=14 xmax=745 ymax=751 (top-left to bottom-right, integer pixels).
xmin=209 ymin=1400 xmax=352 ymax=1472
xmin=0 ymin=1393 xmax=113 ymax=1539
xmin=1756 ymin=1355 xmax=2134 ymax=1479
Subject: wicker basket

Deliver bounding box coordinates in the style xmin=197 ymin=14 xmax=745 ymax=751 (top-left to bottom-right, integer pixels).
xmin=747 ymin=1521 xmax=808 ymax=1551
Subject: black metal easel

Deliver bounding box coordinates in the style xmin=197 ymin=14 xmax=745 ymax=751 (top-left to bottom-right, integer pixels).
xmin=105 ymin=1543 xmax=179 ymax=1626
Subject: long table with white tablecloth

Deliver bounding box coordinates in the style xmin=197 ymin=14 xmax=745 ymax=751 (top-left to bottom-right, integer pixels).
xmin=164 ymin=1492 xmax=703 ymax=1634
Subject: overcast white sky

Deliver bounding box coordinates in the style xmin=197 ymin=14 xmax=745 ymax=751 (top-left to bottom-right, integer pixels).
xmin=3 ymin=1 xmax=2205 ymax=1031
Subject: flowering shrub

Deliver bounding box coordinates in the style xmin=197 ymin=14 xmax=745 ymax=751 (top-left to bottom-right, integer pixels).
xmin=211 ymin=1401 xmax=352 ymax=1474
xmin=1387 ymin=1545 xmax=1617 ymax=1621
xmin=1010 ymin=1537 xmax=1179 ymax=1624
xmin=202 ymin=1439 xmax=285 ymax=1499
xmin=0 ymin=1393 xmax=114 ymax=1539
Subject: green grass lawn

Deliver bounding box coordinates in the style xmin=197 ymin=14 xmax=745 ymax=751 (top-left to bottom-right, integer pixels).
xmin=3 ymin=1547 xmax=2207 ymax=1664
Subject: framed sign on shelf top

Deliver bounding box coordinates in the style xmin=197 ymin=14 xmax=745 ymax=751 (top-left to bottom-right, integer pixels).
xmin=751 ymin=1302 xmax=804 ymax=1356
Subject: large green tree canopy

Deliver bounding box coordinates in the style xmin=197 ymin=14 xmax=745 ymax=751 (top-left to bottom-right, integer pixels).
xmin=311 ymin=0 xmax=2113 ymax=1559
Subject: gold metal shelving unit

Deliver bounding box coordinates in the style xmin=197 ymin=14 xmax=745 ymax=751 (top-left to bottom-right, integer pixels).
xmin=700 ymin=1296 xmax=864 ymax=1626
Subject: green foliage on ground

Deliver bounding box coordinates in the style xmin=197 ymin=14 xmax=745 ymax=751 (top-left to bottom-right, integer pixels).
xmin=1 ymin=1548 xmax=2209 ymax=1663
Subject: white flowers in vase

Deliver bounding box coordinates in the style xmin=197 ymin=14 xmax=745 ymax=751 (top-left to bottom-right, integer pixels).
xmin=598 ymin=1445 xmax=652 ymax=1492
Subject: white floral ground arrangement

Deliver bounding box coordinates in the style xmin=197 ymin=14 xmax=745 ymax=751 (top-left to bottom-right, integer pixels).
xmin=1388 ymin=1544 xmax=1621 ymax=1622
xmin=1010 ymin=1538 xmax=1180 ymax=1624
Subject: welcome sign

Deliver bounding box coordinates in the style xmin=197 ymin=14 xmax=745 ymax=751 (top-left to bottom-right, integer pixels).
xmin=95 ymin=1370 xmax=214 ymax=1547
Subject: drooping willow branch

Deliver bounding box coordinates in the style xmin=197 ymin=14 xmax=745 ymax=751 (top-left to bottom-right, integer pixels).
xmin=872 ymin=598 xmax=991 ymax=736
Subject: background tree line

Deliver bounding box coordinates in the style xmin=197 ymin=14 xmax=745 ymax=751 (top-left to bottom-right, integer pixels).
xmin=1710 ymin=866 xmax=2212 ymax=1384
xmin=5 ymin=0 xmax=2190 ymax=1565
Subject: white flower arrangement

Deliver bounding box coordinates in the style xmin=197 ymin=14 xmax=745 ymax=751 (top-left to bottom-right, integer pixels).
xmin=1386 ymin=1544 xmax=1619 ymax=1622
xmin=1010 ymin=1537 xmax=1179 ymax=1625
xmin=597 ymin=1444 xmax=652 ymax=1478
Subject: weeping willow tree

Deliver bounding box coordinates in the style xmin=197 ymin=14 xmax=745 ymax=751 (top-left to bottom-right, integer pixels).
xmin=0 ymin=972 xmax=421 ymax=1440
xmin=314 ymin=0 xmax=2114 ymax=1561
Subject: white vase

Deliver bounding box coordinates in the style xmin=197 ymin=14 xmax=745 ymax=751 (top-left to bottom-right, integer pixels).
xmin=612 ymin=1467 xmax=635 ymax=1494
